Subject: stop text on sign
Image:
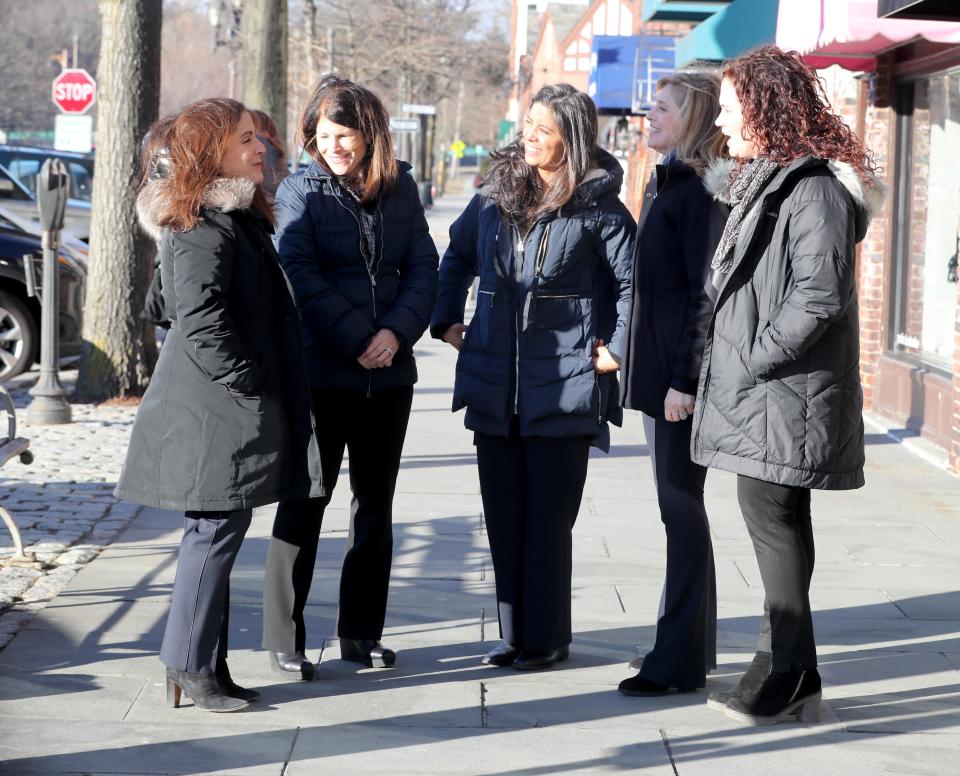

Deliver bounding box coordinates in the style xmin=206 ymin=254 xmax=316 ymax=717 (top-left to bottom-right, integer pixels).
xmin=52 ymin=69 xmax=97 ymax=115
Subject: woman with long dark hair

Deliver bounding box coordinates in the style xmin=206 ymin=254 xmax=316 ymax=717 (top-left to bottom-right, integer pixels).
xmin=618 ymin=70 xmax=728 ymax=697
xmin=261 ymin=75 xmax=438 ymax=678
xmin=432 ymin=83 xmax=635 ymax=671
xmin=116 ymin=98 xmax=322 ymax=711
xmin=692 ymin=45 xmax=881 ymax=724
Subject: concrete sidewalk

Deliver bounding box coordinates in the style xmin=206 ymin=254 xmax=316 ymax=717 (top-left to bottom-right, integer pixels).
xmin=1 ymin=188 xmax=958 ymax=774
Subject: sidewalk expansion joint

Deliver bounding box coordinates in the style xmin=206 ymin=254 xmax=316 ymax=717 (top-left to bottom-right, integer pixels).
xmin=480 ymin=607 xmax=485 ymax=641
xmin=659 ymin=729 xmax=680 ymax=775
xmin=614 ymin=584 xmax=626 ymax=614
xmin=480 ymin=681 xmax=489 ymax=728
xmin=280 ymin=726 xmax=301 ymax=776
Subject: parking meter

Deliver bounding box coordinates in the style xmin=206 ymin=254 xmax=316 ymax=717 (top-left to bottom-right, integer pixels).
xmin=37 ymin=159 xmax=69 ymax=238
xmin=26 ymin=159 xmax=72 ymax=425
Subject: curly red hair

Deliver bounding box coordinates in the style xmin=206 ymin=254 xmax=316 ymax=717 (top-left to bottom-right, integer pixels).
xmin=723 ymin=45 xmax=877 ymax=178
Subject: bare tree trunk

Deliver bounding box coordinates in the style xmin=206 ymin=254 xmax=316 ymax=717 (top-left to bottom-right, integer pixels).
xmin=76 ymin=0 xmax=161 ymax=403
xmin=242 ymin=0 xmax=288 ymax=141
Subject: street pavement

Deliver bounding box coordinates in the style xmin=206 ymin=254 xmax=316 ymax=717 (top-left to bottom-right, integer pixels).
xmin=1 ymin=184 xmax=959 ymax=774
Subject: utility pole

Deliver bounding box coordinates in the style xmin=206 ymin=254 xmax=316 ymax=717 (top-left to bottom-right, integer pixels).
xmin=327 ymin=27 xmax=335 ymax=73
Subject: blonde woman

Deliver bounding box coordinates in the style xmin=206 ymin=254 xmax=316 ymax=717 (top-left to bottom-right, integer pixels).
xmin=618 ymin=71 xmax=729 ymax=696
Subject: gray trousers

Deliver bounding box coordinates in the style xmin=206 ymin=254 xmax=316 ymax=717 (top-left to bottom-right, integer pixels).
xmin=737 ymin=475 xmax=816 ymax=672
xmin=639 ymin=414 xmax=717 ymax=689
xmin=159 ymin=509 xmax=253 ymax=673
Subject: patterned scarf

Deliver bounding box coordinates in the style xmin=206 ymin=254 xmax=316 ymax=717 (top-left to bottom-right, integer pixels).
xmin=710 ymin=157 xmax=780 ymax=274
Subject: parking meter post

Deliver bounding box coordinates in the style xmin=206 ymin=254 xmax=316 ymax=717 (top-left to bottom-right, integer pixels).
xmin=26 ymin=159 xmax=72 ymax=426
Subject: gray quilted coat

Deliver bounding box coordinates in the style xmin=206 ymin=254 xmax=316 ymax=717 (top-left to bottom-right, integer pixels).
xmin=691 ymin=156 xmax=883 ymax=490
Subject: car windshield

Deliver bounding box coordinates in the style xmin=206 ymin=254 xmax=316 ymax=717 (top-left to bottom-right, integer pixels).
xmin=0 ymin=153 xmax=94 ymax=203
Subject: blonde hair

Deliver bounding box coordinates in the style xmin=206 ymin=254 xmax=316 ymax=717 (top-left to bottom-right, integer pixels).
xmin=656 ymin=70 xmax=727 ymax=176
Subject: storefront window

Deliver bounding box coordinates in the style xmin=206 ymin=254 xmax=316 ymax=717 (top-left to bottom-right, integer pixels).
xmin=894 ymin=71 xmax=960 ymax=372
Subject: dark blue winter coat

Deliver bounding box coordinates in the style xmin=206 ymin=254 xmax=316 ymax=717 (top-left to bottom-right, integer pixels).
xmin=430 ymin=149 xmax=635 ymax=450
xmin=273 ymin=160 xmax=439 ymax=394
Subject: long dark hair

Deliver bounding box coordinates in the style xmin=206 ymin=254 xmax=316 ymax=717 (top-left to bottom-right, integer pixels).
xmin=485 ymin=83 xmax=598 ymax=229
xmin=723 ymin=45 xmax=876 ymax=177
xmin=298 ymin=74 xmax=398 ymax=203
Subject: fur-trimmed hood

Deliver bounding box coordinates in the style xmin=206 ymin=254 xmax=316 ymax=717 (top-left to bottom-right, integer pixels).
xmin=137 ymin=176 xmax=257 ymax=242
xmin=703 ymin=156 xmax=885 ymax=230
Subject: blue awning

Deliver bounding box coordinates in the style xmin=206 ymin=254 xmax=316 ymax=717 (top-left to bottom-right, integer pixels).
xmin=642 ymin=0 xmax=731 ymax=23
xmin=632 ymin=35 xmax=680 ymax=114
xmin=676 ymin=0 xmax=778 ymax=66
xmin=588 ymin=36 xmax=639 ymax=113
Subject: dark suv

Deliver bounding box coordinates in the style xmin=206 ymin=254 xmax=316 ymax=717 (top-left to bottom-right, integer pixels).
xmin=0 ymin=206 xmax=86 ymax=381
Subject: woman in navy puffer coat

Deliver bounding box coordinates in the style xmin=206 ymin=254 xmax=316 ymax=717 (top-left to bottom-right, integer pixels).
xmin=432 ymin=84 xmax=635 ymax=670
xmin=261 ymin=76 xmax=438 ymax=678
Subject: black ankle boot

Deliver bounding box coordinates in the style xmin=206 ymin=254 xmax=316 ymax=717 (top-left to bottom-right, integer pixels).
xmin=706 ymin=650 xmax=772 ymax=711
xmin=724 ymin=667 xmax=821 ymax=725
xmin=339 ymin=639 xmax=396 ymax=668
xmin=269 ymin=651 xmax=315 ymax=681
xmin=215 ymin=658 xmax=260 ymax=702
xmin=165 ymin=667 xmax=249 ymax=712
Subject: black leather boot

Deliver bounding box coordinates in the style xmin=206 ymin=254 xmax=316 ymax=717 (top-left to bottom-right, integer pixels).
xmin=339 ymin=638 xmax=396 ymax=668
xmin=165 ymin=667 xmax=249 ymax=712
xmin=215 ymin=657 xmax=260 ymax=702
xmin=725 ymin=667 xmax=821 ymax=725
xmin=511 ymin=645 xmax=569 ymax=670
xmin=481 ymin=641 xmax=518 ymax=667
xmin=707 ymin=650 xmax=772 ymax=711
xmin=269 ymin=651 xmax=315 ymax=681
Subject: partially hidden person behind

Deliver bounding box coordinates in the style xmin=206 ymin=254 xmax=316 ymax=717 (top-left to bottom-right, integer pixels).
xmin=431 ymin=83 xmax=635 ymax=671
xmin=139 ymin=115 xmax=176 ymax=331
xmin=262 ymin=75 xmax=439 ymax=679
xmin=115 ymin=98 xmax=323 ymax=711
xmin=250 ymin=108 xmax=288 ymax=201
xmin=693 ymin=45 xmax=882 ymax=724
xmin=617 ymin=70 xmax=729 ymax=698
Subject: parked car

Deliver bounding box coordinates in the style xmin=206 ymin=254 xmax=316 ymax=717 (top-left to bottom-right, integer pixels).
xmin=0 ymin=162 xmax=91 ymax=241
xmin=0 ymin=206 xmax=87 ymax=381
xmin=0 ymin=145 xmax=94 ymax=203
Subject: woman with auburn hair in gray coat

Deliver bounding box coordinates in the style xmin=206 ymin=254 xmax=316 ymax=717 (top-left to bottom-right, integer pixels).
xmin=115 ymin=98 xmax=322 ymax=712
xmin=693 ymin=46 xmax=882 ymax=725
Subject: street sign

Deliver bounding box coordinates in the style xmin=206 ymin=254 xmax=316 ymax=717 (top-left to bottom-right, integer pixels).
xmin=52 ymin=68 xmax=97 ymax=115
xmin=54 ymin=114 xmax=93 ymax=153
xmin=401 ymin=103 xmax=436 ymax=115
xmin=389 ymin=117 xmax=420 ymax=133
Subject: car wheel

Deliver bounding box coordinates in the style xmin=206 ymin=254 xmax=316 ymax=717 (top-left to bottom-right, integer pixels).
xmin=0 ymin=290 xmax=37 ymax=381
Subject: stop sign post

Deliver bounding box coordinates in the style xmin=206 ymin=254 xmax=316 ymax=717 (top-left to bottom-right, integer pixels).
xmin=52 ymin=69 xmax=96 ymax=114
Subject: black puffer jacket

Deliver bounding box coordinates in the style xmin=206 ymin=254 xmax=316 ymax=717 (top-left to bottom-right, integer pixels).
xmin=430 ymin=148 xmax=635 ymax=450
xmin=620 ymin=159 xmax=728 ymax=415
xmin=273 ymin=160 xmax=439 ymax=393
xmin=115 ymin=177 xmax=323 ymax=511
xmin=691 ymin=156 xmax=883 ymax=490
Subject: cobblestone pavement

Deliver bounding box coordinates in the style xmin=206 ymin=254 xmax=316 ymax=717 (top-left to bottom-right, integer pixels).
xmin=0 ymin=372 xmax=140 ymax=649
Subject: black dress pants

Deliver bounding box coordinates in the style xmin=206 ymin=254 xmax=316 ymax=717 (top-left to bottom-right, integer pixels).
xmin=737 ymin=474 xmax=816 ymax=672
xmin=262 ymin=385 xmax=413 ymax=654
xmin=160 ymin=509 xmax=253 ymax=673
xmin=475 ymin=419 xmax=591 ymax=650
xmin=639 ymin=414 xmax=716 ymax=689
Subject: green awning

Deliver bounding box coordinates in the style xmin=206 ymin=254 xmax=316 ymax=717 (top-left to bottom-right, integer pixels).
xmin=642 ymin=0 xmax=731 ymax=23
xmin=675 ymin=0 xmax=778 ymax=66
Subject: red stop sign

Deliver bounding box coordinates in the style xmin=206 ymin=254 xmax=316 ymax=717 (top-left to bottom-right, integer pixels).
xmin=52 ymin=69 xmax=97 ymax=114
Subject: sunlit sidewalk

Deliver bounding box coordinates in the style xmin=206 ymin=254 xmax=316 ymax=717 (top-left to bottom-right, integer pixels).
xmin=0 ymin=187 xmax=958 ymax=775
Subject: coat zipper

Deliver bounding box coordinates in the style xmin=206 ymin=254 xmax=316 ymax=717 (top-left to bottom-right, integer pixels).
xmin=512 ymin=220 xmax=552 ymax=415
xmin=330 ymin=189 xmax=378 ymax=397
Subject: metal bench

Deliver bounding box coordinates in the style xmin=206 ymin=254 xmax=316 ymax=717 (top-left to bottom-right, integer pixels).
xmin=0 ymin=385 xmax=41 ymax=569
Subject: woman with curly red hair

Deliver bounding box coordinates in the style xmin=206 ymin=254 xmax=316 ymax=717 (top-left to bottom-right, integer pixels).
xmin=690 ymin=45 xmax=883 ymax=725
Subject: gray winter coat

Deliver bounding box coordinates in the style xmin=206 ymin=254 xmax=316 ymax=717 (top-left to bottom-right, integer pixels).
xmin=115 ymin=177 xmax=324 ymax=511
xmin=691 ymin=156 xmax=882 ymax=490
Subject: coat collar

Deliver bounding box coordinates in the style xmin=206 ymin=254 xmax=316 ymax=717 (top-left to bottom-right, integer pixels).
xmin=137 ymin=176 xmax=258 ymax=242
